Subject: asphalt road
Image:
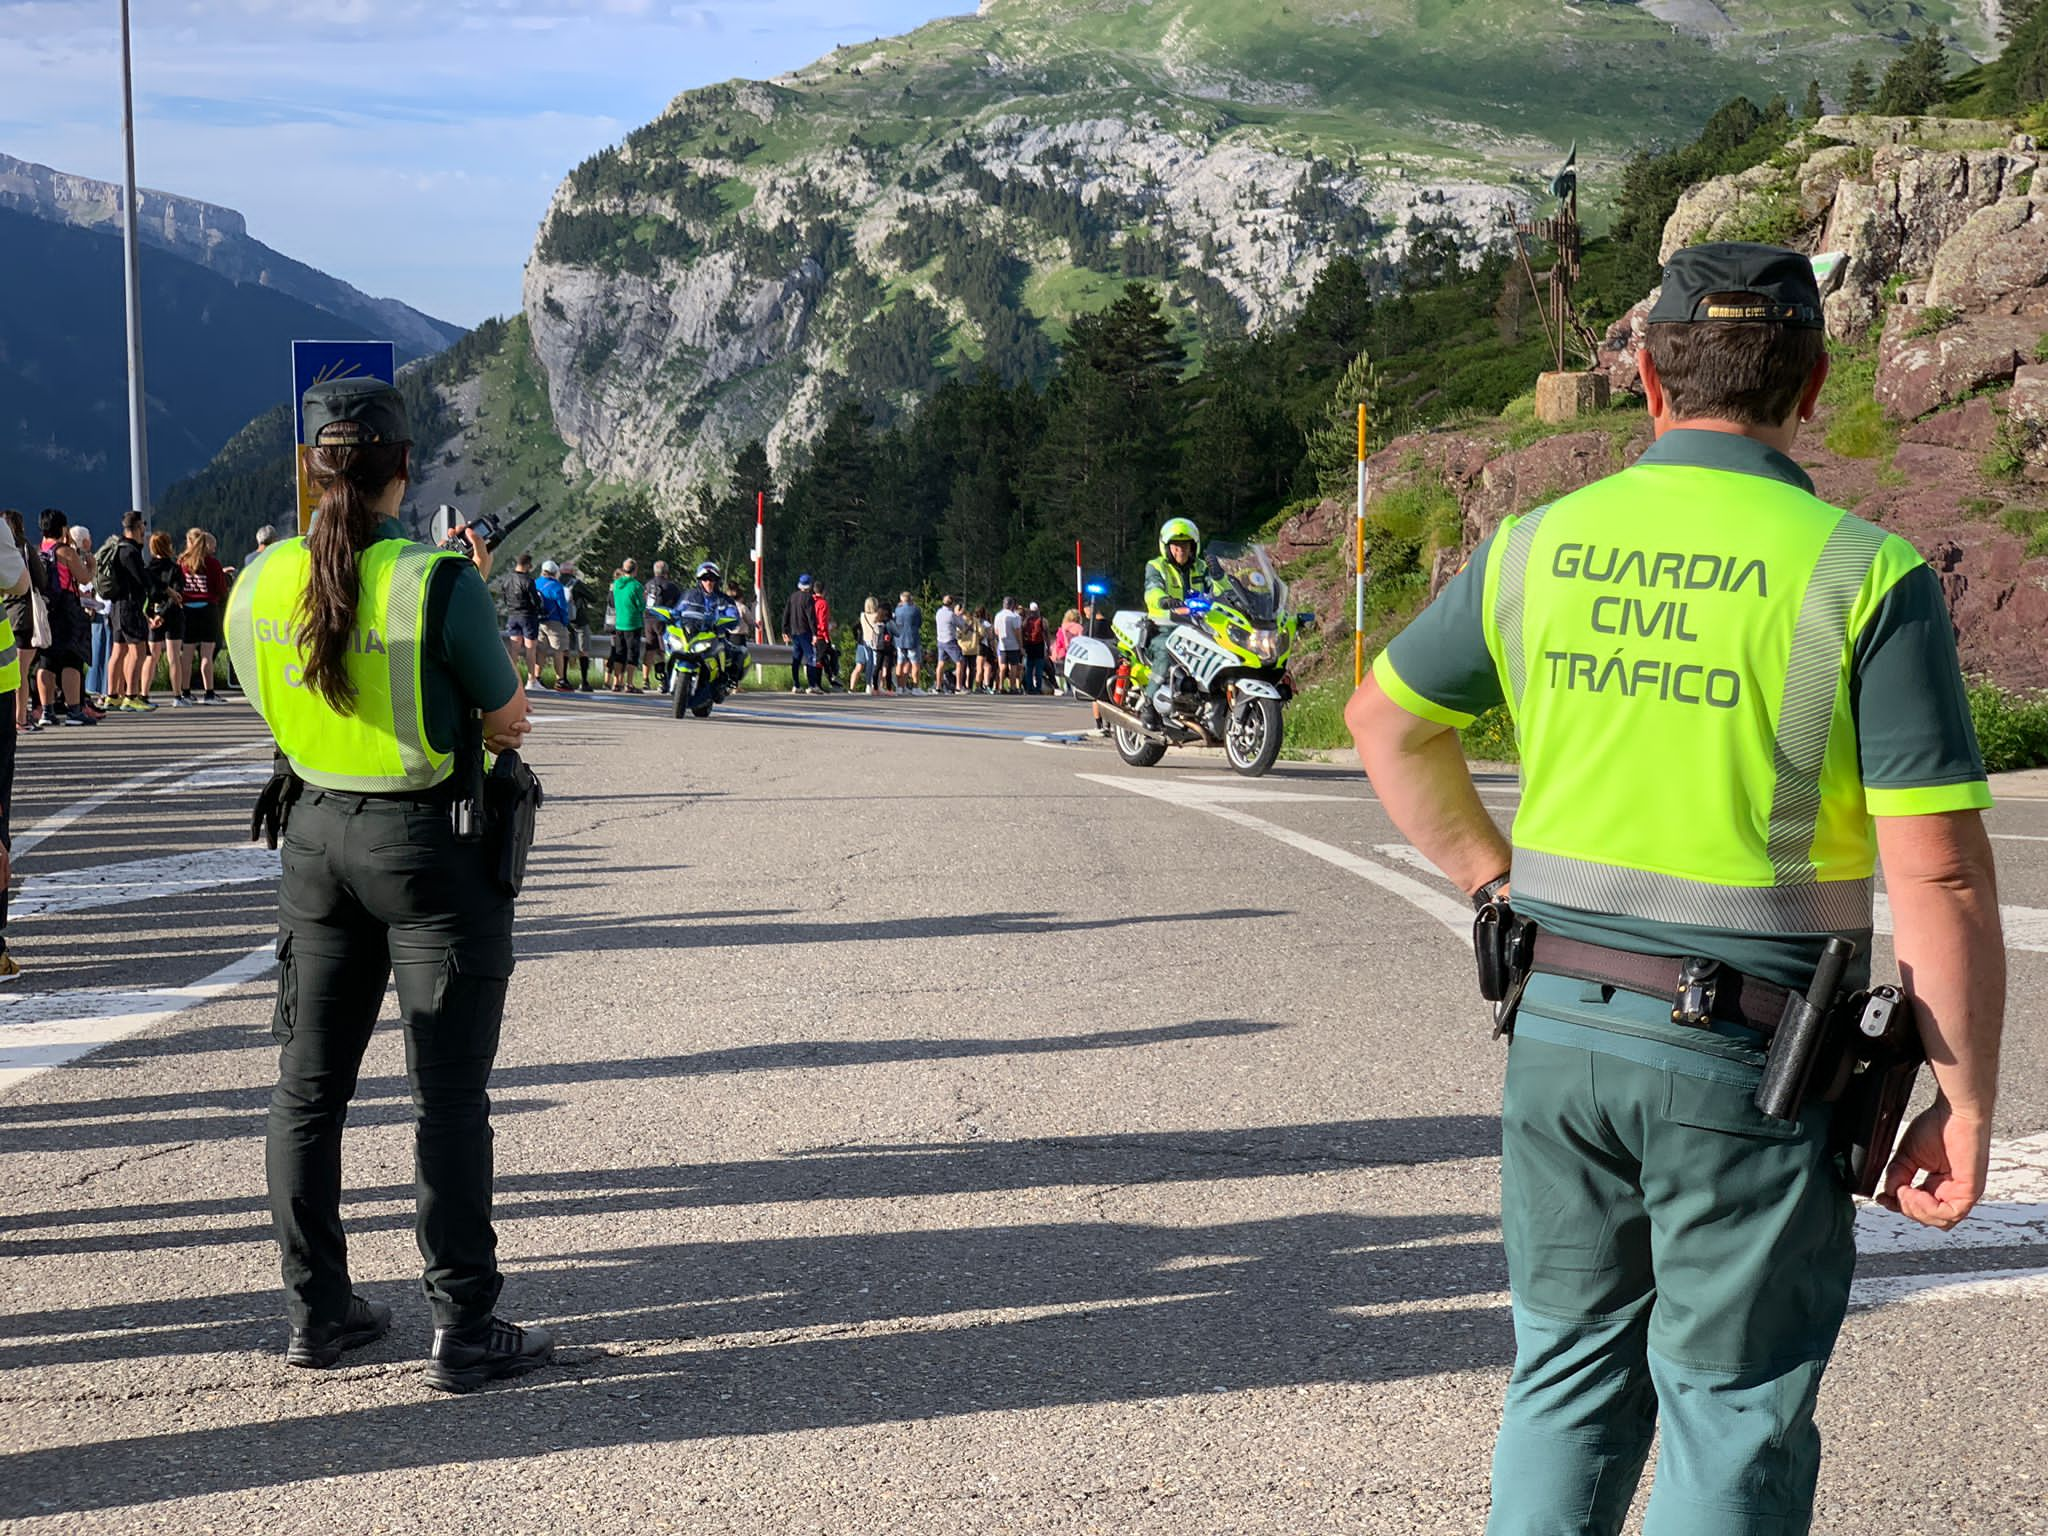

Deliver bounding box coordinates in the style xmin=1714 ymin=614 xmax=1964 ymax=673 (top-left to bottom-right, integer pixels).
xmin=1 ymin=687 xmax=2043 ymax=1534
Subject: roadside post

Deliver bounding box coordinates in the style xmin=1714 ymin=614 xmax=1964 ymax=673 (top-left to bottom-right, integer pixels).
xmin=1074 ymin=539 xmax=1083 ymax=616
xmin=291 ymin=340 xmax=396 ymax=533
xmin=1354 ymin=403 xmax=1369 ymax=688
xmin=752 ymin=489 xmax=767 ymax=683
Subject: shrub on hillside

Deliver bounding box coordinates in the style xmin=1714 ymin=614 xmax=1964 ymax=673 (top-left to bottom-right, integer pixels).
xmin=1968 ymin=680 xmax=2048 ymax=772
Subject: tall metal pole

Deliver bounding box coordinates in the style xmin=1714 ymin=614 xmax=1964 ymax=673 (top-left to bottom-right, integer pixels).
xmin=118 ymin=0 xmax=151 ymax=517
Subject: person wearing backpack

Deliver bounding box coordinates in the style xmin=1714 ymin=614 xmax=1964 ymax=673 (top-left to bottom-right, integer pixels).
xmin=95 ymin=512 xmax=154 ymax=711
xmin=1020 ymin=601 xmax=1049 ymax=695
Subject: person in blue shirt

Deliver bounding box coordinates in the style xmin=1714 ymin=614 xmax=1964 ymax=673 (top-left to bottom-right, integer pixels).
xmin=534 ymin=561 xmax=572 ymax=692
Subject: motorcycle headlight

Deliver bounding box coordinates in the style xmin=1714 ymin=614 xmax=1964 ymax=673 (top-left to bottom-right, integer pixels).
xmin=1229 ymin=625 xmax=1279 ymax=660
xmin=691 ymin=637 xmax=716 ymax=654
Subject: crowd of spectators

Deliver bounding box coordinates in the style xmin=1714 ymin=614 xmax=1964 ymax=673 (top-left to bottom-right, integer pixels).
xmin=495 ymin=552 xmax=756 ymax=697
xmin=789 ymin=579 xmax=1083 ymax=699
xmin=1 ymin=509 xmax=251 ymax=731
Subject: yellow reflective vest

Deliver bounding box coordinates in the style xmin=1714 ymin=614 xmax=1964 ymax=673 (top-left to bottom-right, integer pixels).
xmin=226 ymin=537 xmax=464 ymax=792
xmin=1471 ymin=467 xmax=1938 ymax=934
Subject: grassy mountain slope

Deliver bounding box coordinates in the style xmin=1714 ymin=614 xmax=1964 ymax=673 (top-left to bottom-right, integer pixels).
xmin=525 ymin=0 xmax=1993 ymax=512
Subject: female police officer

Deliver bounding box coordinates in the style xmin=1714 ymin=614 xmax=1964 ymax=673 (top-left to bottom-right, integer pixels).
xmin=226 ymin=378 xmax=552 ymax=1392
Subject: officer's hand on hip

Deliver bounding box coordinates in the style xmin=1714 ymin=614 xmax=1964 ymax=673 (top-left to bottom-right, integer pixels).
xmin=1879 ymin=1096 xmax=1992 ymax=1230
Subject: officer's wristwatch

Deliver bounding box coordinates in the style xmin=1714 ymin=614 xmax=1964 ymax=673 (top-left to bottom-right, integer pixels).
xmin=1471 ymin=872 xmax=1512 ymax=911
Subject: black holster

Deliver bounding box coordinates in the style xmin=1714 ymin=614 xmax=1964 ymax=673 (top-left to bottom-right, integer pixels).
xmin=482 ymin=750 xmax=544 ymax=897
xmin=251 ymin=760 xmax=304 ymax=850
xmin=1473 ymin=900 xmax=1537 ymax=1038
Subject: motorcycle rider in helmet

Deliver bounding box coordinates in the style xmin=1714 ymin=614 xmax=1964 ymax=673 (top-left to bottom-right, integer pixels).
xmin=676 ymin=560 xmax=738 ymax=689
xmin=1141 ymin=517 xmax=1219 ymax=722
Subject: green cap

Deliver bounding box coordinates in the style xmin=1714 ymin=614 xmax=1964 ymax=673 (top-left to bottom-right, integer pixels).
xmin=1648 ymin=242 xmax=1825 ymax=330
xmin=302 ymin=378 xmax=410 ymax=448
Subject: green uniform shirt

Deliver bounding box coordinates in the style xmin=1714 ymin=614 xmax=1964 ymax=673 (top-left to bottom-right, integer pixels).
xmin=379 ymin=518 xmax=519 ymax=753
xmin=1377 ymin=429 xmax=1989 ymax=989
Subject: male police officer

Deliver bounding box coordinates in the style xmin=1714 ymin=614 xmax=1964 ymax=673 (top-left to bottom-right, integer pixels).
xmin=1142 ymin=516 xmax=1219 ymax=719
xmin=1347 ymin=243 xmax=2006 ymax=1534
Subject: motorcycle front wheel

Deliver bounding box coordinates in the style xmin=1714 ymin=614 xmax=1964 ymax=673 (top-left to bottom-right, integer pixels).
xmin=1113 ymin=722 xmax=1166 ymax=768
xmin=672 ymin=668 xmax=693 ymax=718
xmin=1225 ymin=695 xmax=1283 ymax=777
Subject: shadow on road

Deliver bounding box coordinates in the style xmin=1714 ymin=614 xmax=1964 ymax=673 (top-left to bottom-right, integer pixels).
xmin=0 ymin=1118 xmax=1512 ymax=1518
xmin=0 ymin=1018 xmax=1286 ymax=1138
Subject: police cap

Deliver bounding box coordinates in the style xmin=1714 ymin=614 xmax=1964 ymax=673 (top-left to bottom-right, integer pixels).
xmin=1648 ymin=242 xmax=1824 ymax=330
xmin=303 ymin=378 xmax=411 ymax=448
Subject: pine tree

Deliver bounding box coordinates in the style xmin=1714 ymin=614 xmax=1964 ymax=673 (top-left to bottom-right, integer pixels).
xmin=1307 ymin=352 xmax=1386 ymax=502
xmin=1845 ymin=58 xmax=1874 ymax=112
xmin=1874 ymin=29 xmax=1949 ymax=115
xmin=1803 ymin=78 xmax=1825 ymax=119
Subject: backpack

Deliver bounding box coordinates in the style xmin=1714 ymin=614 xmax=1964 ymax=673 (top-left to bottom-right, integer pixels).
xmin=1022 ymin=614 xmax=1046 ymax=646
xmin=94 ymin=536 xmax=126 ymax=600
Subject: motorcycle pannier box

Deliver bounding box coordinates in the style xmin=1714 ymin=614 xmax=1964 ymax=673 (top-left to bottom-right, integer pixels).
xmin=1064 ymin=634 xmax=1116 ymax=701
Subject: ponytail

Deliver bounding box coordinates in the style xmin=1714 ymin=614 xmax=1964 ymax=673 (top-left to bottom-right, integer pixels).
xmin=297 ymin=441 xmax=408 ymax=712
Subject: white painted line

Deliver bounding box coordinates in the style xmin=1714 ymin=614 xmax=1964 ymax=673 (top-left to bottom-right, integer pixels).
xmin=1872 ymin=892 xmax=2048 ymax=956
xmin=1088 ymin=775 xmax=2048 ymax=1310
xmin=1989 ymin=833 xmax=2048 ymax=843
xmin=12 ymin=742 xmax=263 ymax=858
xmin=0 ymin=941 xmax=277 ymax=1094
xmin=1854 ymin=1132 xmax=2048 ymax=1255
xmin=162 ymin=761 xmax=275 ymax=794
xmin=12 ymin=846 xmax=279 ymax=921
xmin=1078 ymin=773 xmax=1470 ymax=936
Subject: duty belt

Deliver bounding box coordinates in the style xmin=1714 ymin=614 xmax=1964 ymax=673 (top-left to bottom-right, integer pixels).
xmin=1527 ymin=932 xmax=1793 ymax=1035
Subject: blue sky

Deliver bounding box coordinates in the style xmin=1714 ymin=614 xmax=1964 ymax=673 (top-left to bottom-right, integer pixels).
xmin=1 ymin=1 xmax=967 ymax=328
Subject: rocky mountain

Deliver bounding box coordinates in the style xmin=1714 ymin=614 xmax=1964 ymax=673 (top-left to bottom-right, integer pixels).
xmin=1 ymin=155 xmax=463 ymax=516
xmin=0 ymin=154 xmax=461 ymax=359
xmin=522 ymin=0 xmax=1996 ymax=514
xmin=1274 ymin=114 xmax=2048 ymax=694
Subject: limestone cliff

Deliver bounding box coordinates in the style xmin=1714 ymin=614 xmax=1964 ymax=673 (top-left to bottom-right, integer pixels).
xmin=520 ymin=0 xmax=1994 ymax=515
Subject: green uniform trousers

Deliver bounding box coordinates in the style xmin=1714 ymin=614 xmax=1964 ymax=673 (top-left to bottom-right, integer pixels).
xmin=269 ymin=787 xmax=515 ymax=1331
xmin=1487 ymin=976 xmax=1855 ymax=1536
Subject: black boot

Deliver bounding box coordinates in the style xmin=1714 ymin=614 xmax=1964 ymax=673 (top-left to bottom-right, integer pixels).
xmin=286 ymin=1295 xmax=393 ymax=1369
xmin=425 ymin=1316 xmax=555 ymax=1393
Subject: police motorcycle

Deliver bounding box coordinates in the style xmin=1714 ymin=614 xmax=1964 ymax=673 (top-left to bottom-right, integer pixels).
xmin=1063 ymin=542 xmax=1308 ymax=777
xmin=652 ymin=563 xmax=750 ymax=719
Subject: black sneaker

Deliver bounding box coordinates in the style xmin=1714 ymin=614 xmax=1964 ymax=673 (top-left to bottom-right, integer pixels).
xmin=425 ymin=1316 xmax=554 ymax=1393
xmin=286 ymin=1295 xmax=392 ymax=1369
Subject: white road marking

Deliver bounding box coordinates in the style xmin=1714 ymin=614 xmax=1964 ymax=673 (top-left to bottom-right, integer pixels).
xmin=1078 ymin=773 xmax=1469 ymax=936
xmin=0 ymin=941 xmax=277 ymax=1094
xmin=12 ymin=846 xmax=280 ymax=921
xmin=1087 ymin=771 xmax=2048 ymax=1308
xmin=1989 ymin=833 xmax=2048 ymax=842
xmin=12 ymin=742 xmax=263 ymax=858
xmin=162 ymin=761 xmax=275 ymax=794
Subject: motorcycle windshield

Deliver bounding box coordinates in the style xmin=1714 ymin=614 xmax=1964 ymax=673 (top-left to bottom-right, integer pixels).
xmin=1206 ymin=543 xmax=1287 ymax=623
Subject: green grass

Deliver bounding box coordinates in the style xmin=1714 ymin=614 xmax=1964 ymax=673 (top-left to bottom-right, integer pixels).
xmin=1283 ymin=674 xmax=1353 ymax=754
xmin=1820 ymin=345 xmax=1899 ymax=462
xmin=1969 ymin=680 xmax=2048 ymax=771
xmin=1906 ymin=306 xmax=1959 ymax=338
